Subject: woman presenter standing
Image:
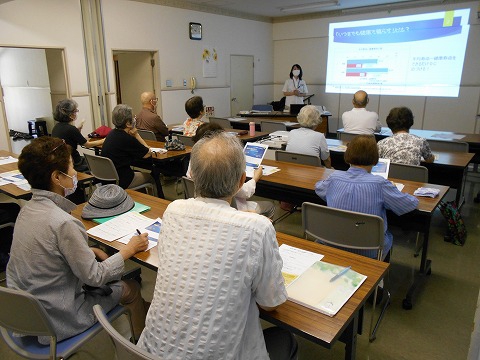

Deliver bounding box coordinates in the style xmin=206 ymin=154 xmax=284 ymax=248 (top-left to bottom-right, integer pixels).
xmin=282 ymin=64 xmax=308 ymax=109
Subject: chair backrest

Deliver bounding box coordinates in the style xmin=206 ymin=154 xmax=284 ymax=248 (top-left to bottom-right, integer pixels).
xmin=389 ymin=163 xmax=428 ymax=182
xmin=176 ymin=134 xmax=195 ymax=147
xmin=84 ymin=153 xmax=119 ymax=184
xmin=182 ymin=176 xmax=195 ymax=199
xmin=302 ymin=202 xmax=385 ymax=260
xmin=338 ymin=132 xmax=358 ymax=142
xmin=93 ymin=305 xmax=156 ymax=360
xmin=208 ymin=117 xmax=233 ymax=129
xmin=275 ymin=150 xmax=322 ymax=167
xmin=261 ymin=121 xmax=287 ymax=133
xmin=137 ymin=129 xmax=156 ymax=141
xmin=252 ymin=104 xmax=273 ymax=112
xmin=0 ymin=286 xmax=55 ymax=337
xmin=427 ymin=139 xmax=469 ymax=153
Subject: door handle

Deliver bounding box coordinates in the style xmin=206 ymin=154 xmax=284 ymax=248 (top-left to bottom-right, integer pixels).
xmin=231 ymin=97 xmax=237 ymax=102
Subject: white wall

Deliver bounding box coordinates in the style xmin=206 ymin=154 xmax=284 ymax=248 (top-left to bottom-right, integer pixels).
xmin=0 ymin=0 xmax=95 ymax=151
xmin=101 ymin=0 xmax=274 ymax=124
xmin=273 ymin=1 xmax=480 ymax=134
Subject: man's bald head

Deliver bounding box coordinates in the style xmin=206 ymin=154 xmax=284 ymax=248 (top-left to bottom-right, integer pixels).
xmin=141 ymin=92 xmax=157 ymax=109
xmin=352 ymin=90 xmax=369 ymax=108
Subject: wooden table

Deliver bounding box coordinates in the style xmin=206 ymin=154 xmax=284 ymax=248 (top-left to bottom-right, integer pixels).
xmin=326 ymin=138 xmax=474 ymax=204
xmin=237 ymin=112 xmax=330 ymax=135
xmin=255 ymin=158 xmax=449 ymax=309
xmin=0 ymin=150 xmax=93 ymax=200
xmin=71 ymin=190 xmax=388 ymax=360
xmin=167 ymin=126 xmax=269 ymax=143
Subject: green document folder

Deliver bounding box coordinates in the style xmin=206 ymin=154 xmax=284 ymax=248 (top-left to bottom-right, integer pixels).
xmin=92 ymin=202 xmax=151 ymax=224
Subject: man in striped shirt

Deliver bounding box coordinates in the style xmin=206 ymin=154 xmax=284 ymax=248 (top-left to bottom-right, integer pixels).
xmin=138 ymin=132 xmax=297 ymax=360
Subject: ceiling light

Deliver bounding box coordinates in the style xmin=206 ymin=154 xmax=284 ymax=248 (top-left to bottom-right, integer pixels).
xmin=279 ymin=1 xmax=340 ymax=13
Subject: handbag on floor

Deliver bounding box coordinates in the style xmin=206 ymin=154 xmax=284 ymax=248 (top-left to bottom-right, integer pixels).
xmin=439 ymin=201 xmax=467 ymax=246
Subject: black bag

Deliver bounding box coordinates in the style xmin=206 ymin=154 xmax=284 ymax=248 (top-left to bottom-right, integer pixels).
xmin=270 ymin=97 xmax=286 ymax=111
xmin=439 ymin=201 xmax=467 ymax=246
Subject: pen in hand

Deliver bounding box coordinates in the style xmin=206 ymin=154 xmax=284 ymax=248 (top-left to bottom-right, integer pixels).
xmin=330 ymin=266 xmax=351 ymax=282
xmin=136 ymin=229 xmax=142 ymax=236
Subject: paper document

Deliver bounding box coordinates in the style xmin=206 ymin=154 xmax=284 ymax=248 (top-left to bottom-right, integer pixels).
xmin=117 ymin=217 xmax=161 ymax=251
xmin=391 ymin=182 xmax=405 ymax=191
xmin=150 ymin=147 xmax=167 ymax=154
xmin=244 ymin=143 xmax=268 ymax=178
xmin=0 ymin=170 xmax=25 ymax=183
xmin=432 ymin=133 xmax=465 ymax=140
xmin=279 ymin=244 xmax=324 ymax=286
xmin=0 ymin=156 xmax=18 ymax=165
xmin=172 ymin=126 xmax=184 ymax=132
xmin=227 ymin=117 xmax=247 ymax=122
xmin=286 ymin=261 xmax=367 ymax=317
xmin=371 ymin=158 xmax=390 ymax=179
xmin=260 ymin=165 xmax=280 ymax=176
xmin=87 ymin=212 xmax=154 ymax=242
xmin=282 ymin=122 xmax=298 ymax=126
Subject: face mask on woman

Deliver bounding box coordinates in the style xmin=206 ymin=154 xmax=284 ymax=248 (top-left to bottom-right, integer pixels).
xmin=292 ymin=69 xmax=300 ymax=77
xmin=60 ymin=172 xmax=78 ymax=197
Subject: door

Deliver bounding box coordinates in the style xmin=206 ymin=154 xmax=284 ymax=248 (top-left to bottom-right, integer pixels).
xmin=113 ymin=51 xmax=159 ymax=116
xmin=230 ymin=55 xmax=254 ymax=116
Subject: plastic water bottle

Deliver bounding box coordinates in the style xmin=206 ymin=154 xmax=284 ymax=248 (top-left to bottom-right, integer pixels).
xmin=249 ymin=122 xmax=255 ymax=136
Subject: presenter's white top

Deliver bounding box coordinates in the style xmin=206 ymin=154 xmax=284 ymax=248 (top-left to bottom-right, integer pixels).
xmin=283 ymin=78 xmax=308 ymax=107
xmin=342 ymin=108 xmax=381 ymax=134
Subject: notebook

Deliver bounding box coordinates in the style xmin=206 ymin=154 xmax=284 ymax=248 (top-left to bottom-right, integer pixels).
xmin=371 ymin=158 xmax=391 ymax=179
xmin=244 ymin=142 xmax=269 ymax=178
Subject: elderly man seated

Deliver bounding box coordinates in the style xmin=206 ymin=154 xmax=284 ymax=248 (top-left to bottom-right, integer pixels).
xmin=342 ymin=90 xmax=382 ymax=134
xmin=138 ymin=132 xmax=298 ymax=360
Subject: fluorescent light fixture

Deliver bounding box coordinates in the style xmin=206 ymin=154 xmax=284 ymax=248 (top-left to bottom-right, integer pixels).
xmin=279 ymin=1 xmax=340 ymax=12
xmin=341 ymin=0 xmax=444 ymax=14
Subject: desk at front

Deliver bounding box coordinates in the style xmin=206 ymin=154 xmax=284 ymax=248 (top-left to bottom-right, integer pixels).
xmin=255 ymin=159 xmax=449 ymax=309
xmin=71 ymin=190 xmax=388 ymax=360
xmin=0 ymin=150 xmax=93 ymax=200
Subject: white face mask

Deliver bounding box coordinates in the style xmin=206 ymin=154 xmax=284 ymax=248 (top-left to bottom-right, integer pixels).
xmin=60 ymin=172 xmax=78 ymax=197
xmin=292 ymin=69 xmax=300 ymax=77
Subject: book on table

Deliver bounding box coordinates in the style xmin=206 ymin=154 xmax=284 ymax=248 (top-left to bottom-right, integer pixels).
xmin=279 ymin=244 xmax=367 ymax=317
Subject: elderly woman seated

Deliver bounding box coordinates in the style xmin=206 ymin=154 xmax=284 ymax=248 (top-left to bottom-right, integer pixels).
xmin=7 ymin=137 xmax=149 ymax=343
xmin=377 ymin=106 xmax=435 ymax=165
xmin=315 ymin=135 xmax=418 ymax=259
xmin=101 ymin=104 xmax=158 ymax=196
xmin=285 ymin=105 xmax=332 ymax=168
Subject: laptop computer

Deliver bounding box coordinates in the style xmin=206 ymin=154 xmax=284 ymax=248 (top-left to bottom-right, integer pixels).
xmin=244 ymin=142 xmax=269 ymax=177
xmin=290 ymin=104 xmax=306 ymax=115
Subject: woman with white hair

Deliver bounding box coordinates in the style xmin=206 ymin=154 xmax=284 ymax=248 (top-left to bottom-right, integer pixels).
xmin=286 ymin=105 xmax=332 ymax=168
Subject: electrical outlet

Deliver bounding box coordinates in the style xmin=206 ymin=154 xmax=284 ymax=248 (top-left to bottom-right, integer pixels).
xmin=166 ymin=80 xmax=173 ymax=87
xmin=183 ymin=79 xmax=187 ymax=86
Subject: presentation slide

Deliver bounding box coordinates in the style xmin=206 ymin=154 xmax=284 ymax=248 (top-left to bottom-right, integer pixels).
xmin=325 ymin=9 xmax=470 ymax=97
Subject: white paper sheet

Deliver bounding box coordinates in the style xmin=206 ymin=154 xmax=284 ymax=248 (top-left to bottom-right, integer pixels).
xmin=117 ymin=217 xmax=162 ymax=251
xmin=87 ymin=212 xmax=154 ymax=242
xmin=0 ymin=156 xmax=18 ymax=165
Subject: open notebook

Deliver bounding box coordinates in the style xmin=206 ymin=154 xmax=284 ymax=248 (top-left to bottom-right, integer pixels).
xmin=244 ymin=143 xmax=268 ymax=177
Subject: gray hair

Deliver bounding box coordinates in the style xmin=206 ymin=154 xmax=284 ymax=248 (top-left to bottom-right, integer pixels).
xmin=112 ymin=104 xmax=133 ymax=129
xmin=297 ymin=105 xmax=322 ymax=128
xmin=53 ymin=99 xmax=78 ymax=123
xmin=190 ymin=132 xmax=246 ymax=199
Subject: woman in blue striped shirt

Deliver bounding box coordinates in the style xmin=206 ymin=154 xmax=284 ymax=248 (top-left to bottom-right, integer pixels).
xmin=315 ymin=135 xmax=418 ymax=259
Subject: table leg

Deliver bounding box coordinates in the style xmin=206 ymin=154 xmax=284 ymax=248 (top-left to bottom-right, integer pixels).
xmin=340 ymin=314 xmax=358 ymax=360
xmin=403 ymin=226 xmax=432 ymax=310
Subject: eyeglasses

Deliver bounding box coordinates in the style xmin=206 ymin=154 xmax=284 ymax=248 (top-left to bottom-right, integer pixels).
xmin=49 ymin=139 xmax=66 ymax=154
xmin=73 ymin=109 xmax=79 ymax=113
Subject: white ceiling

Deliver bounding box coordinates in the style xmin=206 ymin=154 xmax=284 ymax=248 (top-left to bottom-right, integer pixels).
xmin=173 ymin=0 xmax=446 ymax=19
